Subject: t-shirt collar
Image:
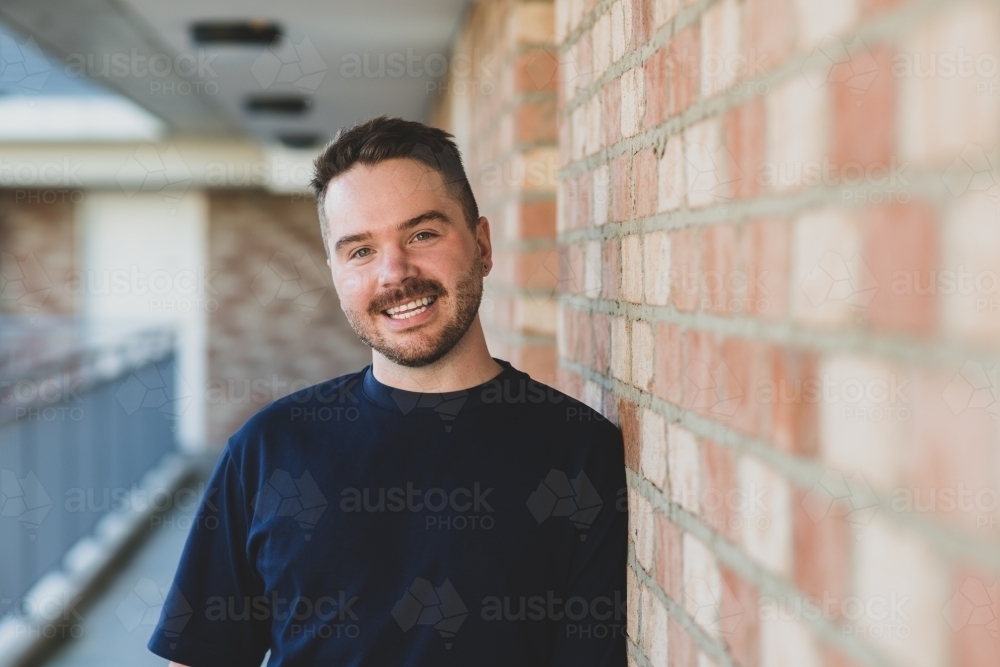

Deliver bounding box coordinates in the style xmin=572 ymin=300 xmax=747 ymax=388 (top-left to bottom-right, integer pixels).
xmin=361 ymin=357 xmax=520 ymax=415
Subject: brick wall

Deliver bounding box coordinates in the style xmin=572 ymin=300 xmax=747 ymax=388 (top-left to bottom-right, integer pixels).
xmin=443 ymin=0 xmax=1000 ymax=665
xmin=556 ymin=0 xmax=1000 ymax=665
xmin=430 ymin=0 xmax=561 ymax=385
xmin=0 ymin=189 xmax=80 ymax=316
xmin=206 ymin=190 xmax=372 ymax=445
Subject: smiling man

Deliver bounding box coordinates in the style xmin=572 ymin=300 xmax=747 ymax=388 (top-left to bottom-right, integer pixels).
xmin=148 ymin=115 xmax=627 ymax=667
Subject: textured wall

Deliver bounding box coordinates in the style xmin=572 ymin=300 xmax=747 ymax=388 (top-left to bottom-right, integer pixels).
xmin=206 ymin=189 xmax=371 ymax=446
xmin=549 ymin=0 xmax=998 ymax=666
xmin=0 ymin=189 xmax=80 ymax=316
xmin=430 ymin=0 xmax=561 ymax=385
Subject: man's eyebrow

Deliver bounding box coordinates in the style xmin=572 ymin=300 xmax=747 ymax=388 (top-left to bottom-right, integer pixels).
xmin=333 ymin=209 xmax=452 ymax=254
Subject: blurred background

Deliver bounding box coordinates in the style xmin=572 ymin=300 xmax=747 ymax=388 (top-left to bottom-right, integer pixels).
xmin=0 ymin=0 xmax=999 ymax=666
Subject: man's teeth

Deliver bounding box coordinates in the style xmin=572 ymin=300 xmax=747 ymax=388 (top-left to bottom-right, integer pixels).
xmin=386 ymin=296 xmax=436 ymax=319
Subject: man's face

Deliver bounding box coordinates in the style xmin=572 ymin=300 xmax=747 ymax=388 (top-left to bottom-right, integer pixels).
xmin=323 ymin=158 xmax=489 ymax=368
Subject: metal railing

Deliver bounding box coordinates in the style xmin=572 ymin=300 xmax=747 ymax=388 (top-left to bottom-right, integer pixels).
xmin=0 ymin=318 xmax=179 ymax=621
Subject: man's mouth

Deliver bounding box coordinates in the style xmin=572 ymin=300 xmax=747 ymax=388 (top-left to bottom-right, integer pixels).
xmin=382 ymin=295 xmax=438 ymax=320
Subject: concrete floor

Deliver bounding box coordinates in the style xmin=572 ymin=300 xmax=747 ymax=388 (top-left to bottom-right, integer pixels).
xmin=37 ymin=474 xmax=270 ymax=667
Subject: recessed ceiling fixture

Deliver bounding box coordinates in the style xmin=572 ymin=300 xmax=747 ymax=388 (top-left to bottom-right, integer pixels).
xmin=190 ymin=20 xmax=281 ymax=45
xmin=244 ymin=95 xmax=311 ymax=114
xmin=277 ymin=133 xmax=322 ymax=149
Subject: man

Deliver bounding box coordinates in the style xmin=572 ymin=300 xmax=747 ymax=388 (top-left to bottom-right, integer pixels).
xmin=148 ymin=115 xmax=627 ymax=666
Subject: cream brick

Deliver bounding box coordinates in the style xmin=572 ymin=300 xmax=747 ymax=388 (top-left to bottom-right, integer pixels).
xmin=899 ymin=4 xmax=1000 ymax=164
xmin=792 ymin=0 xmax=858 ymax=49
xmin=622 ymin=233 xmax=644 ymax=302
xmin=584 ymin=240 xmax=602 ymax=298
xmin=593 ymin=165 xmax=610 ymax=226
xmin=854 ymin=516 xmax=949 ymax=667
xmin=818 ymin=353 xmax=906 ymax=492
xmin=585 ymin=95 xmax=603 ymax=156
xmin=592 ymin=13 xmax=613 ymax=73
xmin=571 ymin=104 xmax=587 ymax=161
xmin=641 ymin=407 xmax=668 ymax=488
xmin=697 ymin=655 xmax=719 ymax=667
xmin=684 ymin=118 xmax=736 ymax=209
xmin=584 ymin=380 xmax=603 ymax=414
xmin=658 ymin=135 xmax=685 ymax=212
xmin=738 ymin=456 xmax=791 ymax=575
xmin=760 ymin=615 xmax=823 ymax=667
xmin=654 ymin=0 xmax=680 ymax=30
xmin=701 ymin=0 xmax=742 ymax=98
xmin=629 ymin=487 xmax=656 ymax=572
xmin=668 ymin=423 xmax=700 ymax=513
xmin=643 ymin=230 xmax=671 ymax=306
xmin=621 ymin=67 xmax=647 ymax=138
xmin=632 ymin=320 xmax=654 ymax=391
xmin=513 ymin=3 xmax=554 ymax=44
xmin=765 ymin=76 xmax=830 ymax=192
xmin=942 ymin=194 xmax=1000 ymax=341
xmin=683 ymin=533 xmax=722 ymax=637
xmin=791 ymin=207 xmax=870 ymax=327
xmin=627 ymin=566 xmax=642 ymax=641
xmin=516 ymin=295 xmax=557 ymax=336
xmin=643 ymin=589 xmax=670 ymax=666
xmin=612 ymin=315 xmax=631 ymax=382
xmin=611 ymin=0 xmax=632 ymax=62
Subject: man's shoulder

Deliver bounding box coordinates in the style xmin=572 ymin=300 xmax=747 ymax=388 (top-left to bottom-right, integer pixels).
xmin=488 ymin=370 xmax=622 ymax=442
xmin=228 ymin=366 xmax=368 ymax=443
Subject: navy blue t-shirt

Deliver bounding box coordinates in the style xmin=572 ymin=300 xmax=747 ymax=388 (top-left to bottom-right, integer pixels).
xmin=147 ymin=357 xmax=627 ymax=666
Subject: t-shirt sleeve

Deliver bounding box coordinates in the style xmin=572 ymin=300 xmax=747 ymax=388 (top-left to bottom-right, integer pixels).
xmin=147 ymin=443 xmax=271 ymax=667
xmin=549 ymin=424 xmax=629 ymax=666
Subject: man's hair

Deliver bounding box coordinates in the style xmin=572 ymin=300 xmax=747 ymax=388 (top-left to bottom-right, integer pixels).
xmin=309 ymin=115 xmax=480 ymax=259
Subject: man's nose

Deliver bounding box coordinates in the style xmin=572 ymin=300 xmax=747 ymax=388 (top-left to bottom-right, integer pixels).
xmin=377 ymin=244 xmax=418 ymax=287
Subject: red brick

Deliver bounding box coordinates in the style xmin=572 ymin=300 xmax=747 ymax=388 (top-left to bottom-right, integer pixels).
xmin=769 ymin=348 xmax=820 ymax=457
xmin=831 ymin=45 xmax=895 ymax=170
xmin=516 ymin=48 xmax=558 ymax=93
xmin=700 ymin=438 xmax=738 ymax=541
xmin=611 ymin=154 xmax=632 ymax=222
xmin=682 ymin=329 xmax=729 ymax=419
xmin=668 ymin=24 xmax=700 ymax=116
xmin=653 ymin=322 xmax=683 ymax=405
xmin=671 ymin=228 xmax=700 ymax=311
xmin=720 ymin=337 xmax=763 ymax=435
xmin=668 ymin=616 xmax=698 ymax=667
xmin=620 ymin=398 xmax=641 ymax=470
xmin=644 ymin=47 xmax=670 ymax=130
xmin=743 ymin=0 xmax=792 ymax=74
xmin=654 ymin=512 xmax=684 ymax=601
xmin=516 ymin=98 xmax=558 ymax=144
xmin=635 ymin=147 xmax=658 ymax=219
xmin=792 ymin=486 xmax=851 ymax=609
xmin=702 ymin=225 xmax=740 ymax=314
xmin=862 ymin=201 xmax=938 ymax=335
xmin=603 ymin=238 xmax=621 ymax=300
xmin=740 ymin=218 xmax=789 ymax=320
xmin=593 ymin=312 xmax=611 ymax=374
xmin=949 ymin=568 xmax=1000 ymax=667
xmin=576 ymin=170 xmax=592 ymax=229
xmin=631 ymin=0 xmax=656 ymax=47
xmin=518 ymin=198 xmax=556 ymax=238
xmin=602 ymin=79 xmax=622 ymax=148
xmin=720 ymin=565 xmax=760 ymax=667
xmin=723 ymin=97 xmax=765 ymax=200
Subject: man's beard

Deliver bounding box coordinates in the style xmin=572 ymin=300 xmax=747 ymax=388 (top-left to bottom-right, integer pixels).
xmin=342 ymin=256 xmax=483 ymax=368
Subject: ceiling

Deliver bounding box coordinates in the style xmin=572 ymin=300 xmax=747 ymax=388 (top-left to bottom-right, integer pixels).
xmin=0 ymin=0 xmax=475 ymax=143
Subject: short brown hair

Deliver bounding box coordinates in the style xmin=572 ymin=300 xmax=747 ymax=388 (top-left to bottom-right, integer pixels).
xmin=309 ymin=115 xmax=480 ymax=258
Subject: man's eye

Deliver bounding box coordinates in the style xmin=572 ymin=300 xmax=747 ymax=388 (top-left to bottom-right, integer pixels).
xmin=351 ymin=248 xmax=371 ymax=259
xmin=415 ymin=231 xmax=436 ymax=241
